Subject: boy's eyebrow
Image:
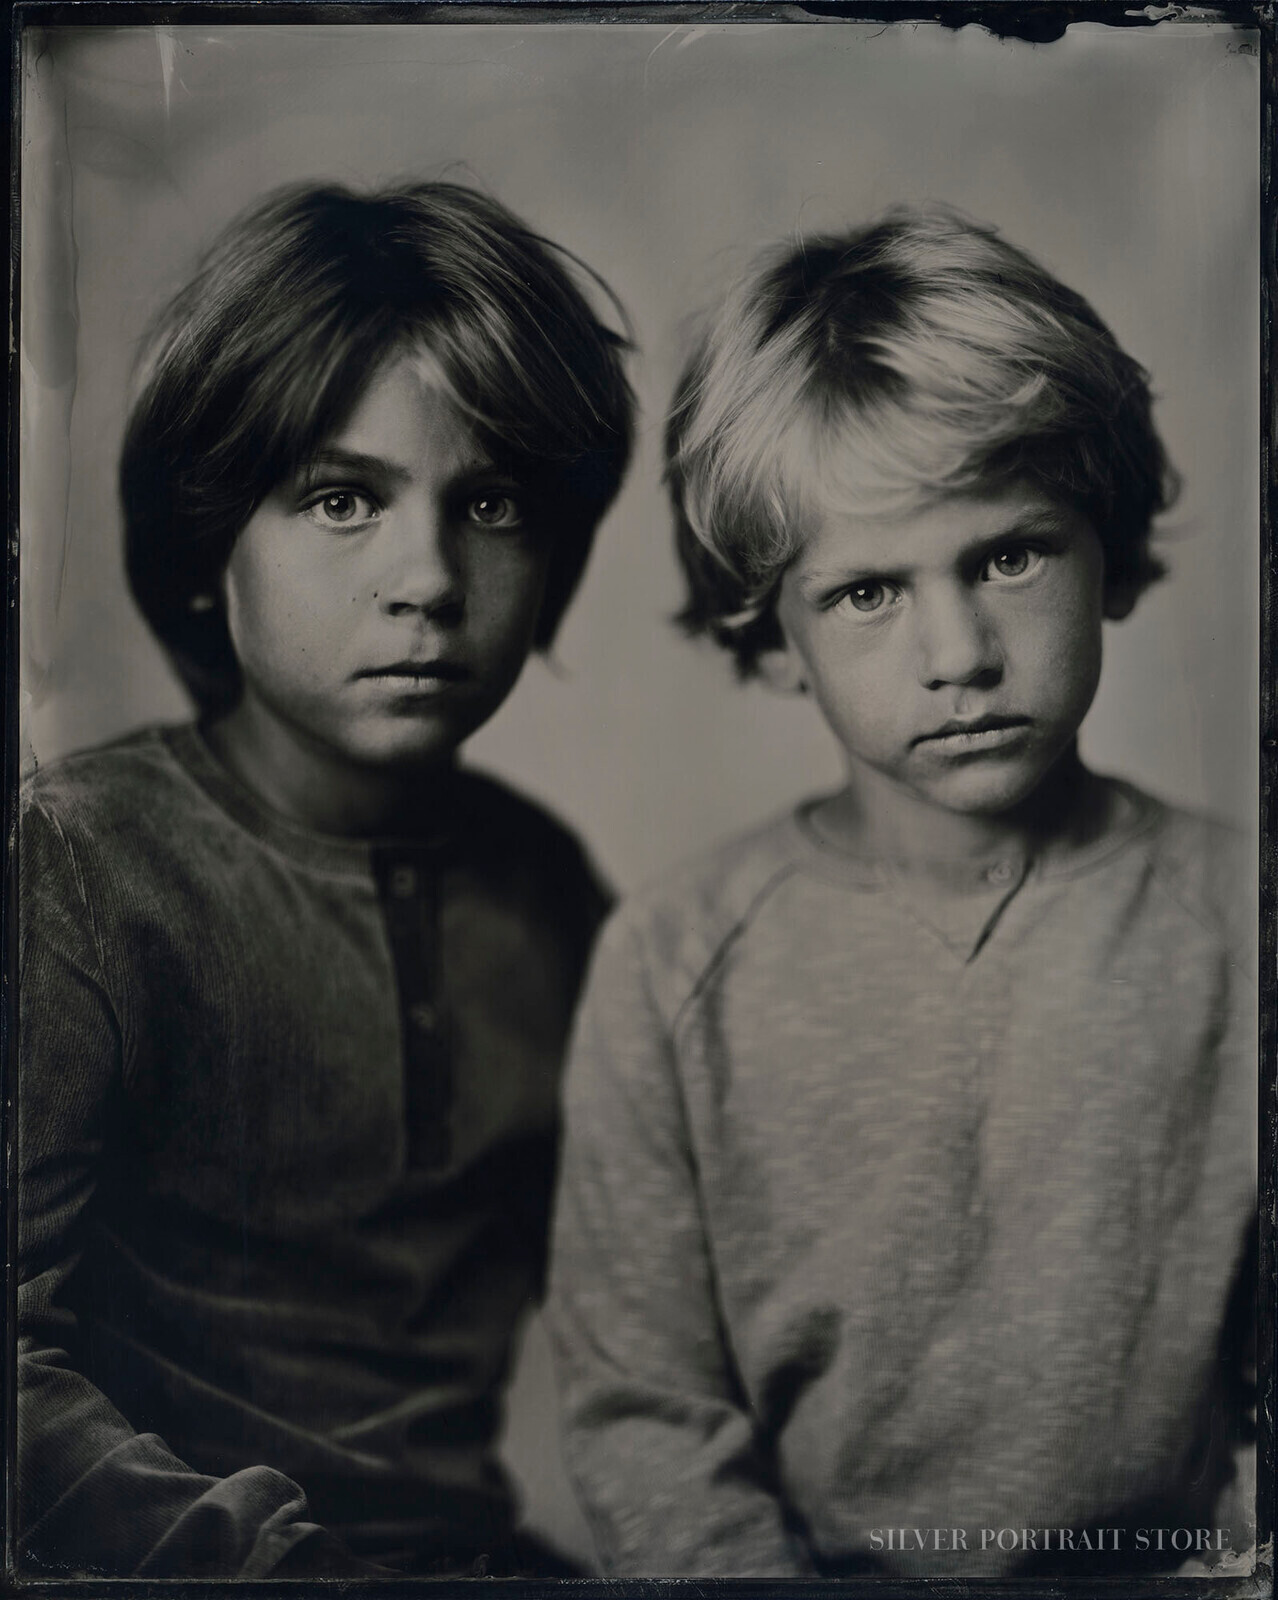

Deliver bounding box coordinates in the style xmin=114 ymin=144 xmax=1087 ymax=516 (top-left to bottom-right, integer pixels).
xmin=796 ymin=506 xmax=1078 ymax=597
xmin=295 ymin=448 xmax=414 ymax=486
xmin=292 ymin=445 xmax=511 ymax=486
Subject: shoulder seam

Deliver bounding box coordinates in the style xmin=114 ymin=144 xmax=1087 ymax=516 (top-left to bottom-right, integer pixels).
xmin=670 ymin=859 xmax=803 ymax=1039
xmin=1145 ymin=845 xmax=1230 ymax=946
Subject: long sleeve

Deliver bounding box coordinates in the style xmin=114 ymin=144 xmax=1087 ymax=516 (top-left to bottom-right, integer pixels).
xmin=17 ymin=796 xmax=364 ymax=1578
xmin=545 ymin=918 xmax=812 ymax=1577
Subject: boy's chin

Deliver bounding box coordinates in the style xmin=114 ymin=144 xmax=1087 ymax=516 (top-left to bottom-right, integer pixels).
xmin=339 ymin=712 xmax=478 ymax=772
xmin=905 ymin=755 xmax=1073 ymax=820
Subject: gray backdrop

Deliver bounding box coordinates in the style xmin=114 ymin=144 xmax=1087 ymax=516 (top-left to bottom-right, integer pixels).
xmin=20 ymin=18 xmax=1260 ymax=1566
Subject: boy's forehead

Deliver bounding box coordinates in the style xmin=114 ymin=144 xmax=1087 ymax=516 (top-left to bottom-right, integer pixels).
xmin=309 ymin=348 xmax=492 ymax=471
xmin=777 ymin=403 xmax=956 ymax=529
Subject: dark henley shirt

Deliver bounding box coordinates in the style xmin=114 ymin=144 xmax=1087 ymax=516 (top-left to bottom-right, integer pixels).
xmin=19 ymin=723 xmax=607 ymax=1577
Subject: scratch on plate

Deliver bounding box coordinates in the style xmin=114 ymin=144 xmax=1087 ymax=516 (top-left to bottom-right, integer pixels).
xmin=156 ymin=27 xmax=179 ymax=115
xmin=643 ymin=28 xmax=682 ymax=91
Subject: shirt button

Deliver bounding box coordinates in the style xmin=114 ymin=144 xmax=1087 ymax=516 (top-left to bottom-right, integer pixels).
xmin=408 ymin=1001 xmax=440 ymax=1033
xmin=390 ymin=865 xmax=417 ymax=898
xmin=986 ymin=860 xmax=1014 ymax=885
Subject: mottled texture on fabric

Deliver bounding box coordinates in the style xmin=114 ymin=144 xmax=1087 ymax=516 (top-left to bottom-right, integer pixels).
xmin=548 ymin=781 xmax=1255 ymax=1577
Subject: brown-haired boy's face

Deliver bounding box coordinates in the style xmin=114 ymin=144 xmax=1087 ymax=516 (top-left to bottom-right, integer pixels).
xmin=771 ymin=484 xmax=1110 ymax=831
xmin=215 ymin=357 xmax=550 ymax=823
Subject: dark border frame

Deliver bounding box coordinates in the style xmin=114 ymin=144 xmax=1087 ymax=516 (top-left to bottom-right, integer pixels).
xmin=4 ymin=5 xmax=1272 ymax=1597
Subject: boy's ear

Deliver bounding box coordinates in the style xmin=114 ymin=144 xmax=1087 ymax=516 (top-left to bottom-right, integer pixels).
xmin=1103 ymin=580 xmax=1138 ymax=621
xmin=756 ymin=643 xmax=808 ymax=695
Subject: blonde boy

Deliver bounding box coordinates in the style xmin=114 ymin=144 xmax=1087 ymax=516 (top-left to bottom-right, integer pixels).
xmin=548 ymin=208 xmax=1255 ymax=1579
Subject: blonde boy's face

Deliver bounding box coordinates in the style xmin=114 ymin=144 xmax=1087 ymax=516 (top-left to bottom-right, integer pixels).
xmin=772 ymin=484 xmax=1112 ymax=821
xmin=222 ymin=355 xmax=550 ymax=778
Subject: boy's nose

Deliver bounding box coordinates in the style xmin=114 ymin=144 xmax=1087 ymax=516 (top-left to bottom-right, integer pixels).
xmin=380 ymin=506 xmax=464 ymax=620
xmin=913 ymin=588 xmax=1003 ymax=689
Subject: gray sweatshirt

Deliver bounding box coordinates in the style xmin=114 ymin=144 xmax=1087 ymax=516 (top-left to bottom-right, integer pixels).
xmin=547 ymin=778 xmax=1255 ymax=1578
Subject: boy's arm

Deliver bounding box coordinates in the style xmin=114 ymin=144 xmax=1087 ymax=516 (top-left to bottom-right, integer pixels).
xmin=546 ymin=916 xmax=813 ymax=1577
xmin=17 ymin=798 xmax=380 ymax=1578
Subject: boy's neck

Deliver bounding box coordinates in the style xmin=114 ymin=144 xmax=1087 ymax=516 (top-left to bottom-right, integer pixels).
xmin=816 ymin=746 xmax=1108 ymax=868
xmin=203 ymin=702 xmax=457 ymax=839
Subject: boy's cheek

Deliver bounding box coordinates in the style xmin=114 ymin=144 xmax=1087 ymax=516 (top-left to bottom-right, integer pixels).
xmin=806 ymin=677 xmax=907 ymax=769
xmin=1038 ymin=611 xmax=1104 ymax=713
xmin=469 ymin=559 xmax=552 ymax=664
xmin=804 ymin=631 xmax=902 ymax=717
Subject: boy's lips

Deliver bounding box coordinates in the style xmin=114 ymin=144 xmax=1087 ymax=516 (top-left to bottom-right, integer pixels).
xmin=912 ymin=714 xmax=1031 ymax=752
xmin=355 ymin=659 xmax=472 ymax=685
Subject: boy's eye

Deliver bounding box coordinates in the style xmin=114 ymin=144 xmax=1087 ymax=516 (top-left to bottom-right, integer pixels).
xmin=301 ymin=490 xmax=379 ymax=529
xmin=467 ymin=493 xmax=522 ymax=529
xmin=983 ymin=545 xmax=1043 ymax=581
xmin=835 ymin=580 xmax=894 ymax=615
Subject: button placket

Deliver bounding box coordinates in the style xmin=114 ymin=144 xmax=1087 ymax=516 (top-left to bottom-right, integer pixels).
xmin=373 ymin=843 xmax=452 ymax=1172
xmin=389 ymin=864 xmax=418 ymax=899
xmin=408 ymin=1000 xmax=440 ymax=1034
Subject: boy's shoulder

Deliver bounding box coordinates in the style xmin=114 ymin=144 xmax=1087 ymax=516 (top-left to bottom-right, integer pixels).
xmin=598 ymin=805 xmax=809 ymax=1024
xmin=451 ymin=766 xmax=596 ymax=865
xmin=448 ymin=767 xmax=612 ymax=922
xmin=1136 ymin=785 xmax=1256 ymax=950
xmin=21 ymin=725 xmax=590 ymax=843
xmin=594 ymin=781 xmax=1259 ymax=1022
xmin=21 ymin=724 xmax=204 ymax=840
